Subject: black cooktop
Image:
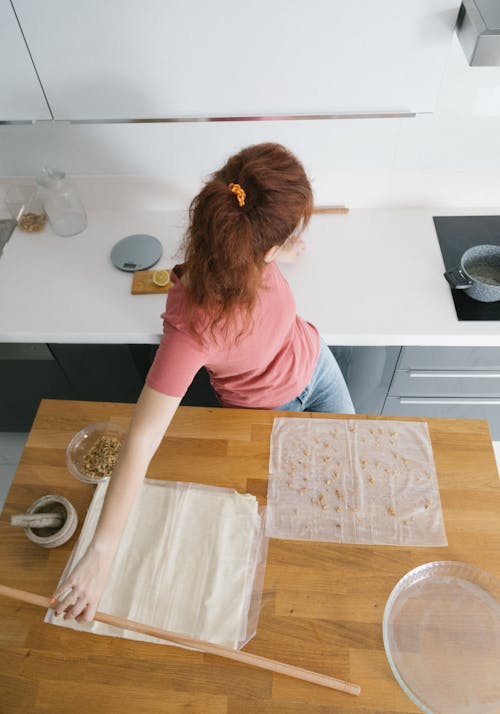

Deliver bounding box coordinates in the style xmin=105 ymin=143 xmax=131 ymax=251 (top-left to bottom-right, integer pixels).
xmin=433 ymin=215 xmax=500 ymax=321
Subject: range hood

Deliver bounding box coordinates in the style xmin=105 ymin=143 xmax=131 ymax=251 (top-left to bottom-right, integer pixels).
xmin=457 ymin=0 xmax=500 ymax=65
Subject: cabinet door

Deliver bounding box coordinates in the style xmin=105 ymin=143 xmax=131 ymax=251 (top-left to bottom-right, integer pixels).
xmin=331 ymin=346 xmax=401 ymax=415
xmin=13 ymin=0 xmax=459 ymax=120
xmin=0 ymin=0 xmax=50 ymax=119
xmin=0 ymin=344 xmax=72 ymax=430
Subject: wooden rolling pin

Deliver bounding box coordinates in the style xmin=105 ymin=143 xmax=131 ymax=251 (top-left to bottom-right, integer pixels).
xmin=0 ymin=584 xmax=361 ymax=697
xmin=10 ymin=513 xmax=64 ymax=529
xmin=312 ymin=205 xmax=349 ymax=214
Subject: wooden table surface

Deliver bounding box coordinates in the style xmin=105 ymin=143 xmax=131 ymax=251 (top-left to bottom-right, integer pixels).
xmin=1 ymin=399 xmax=500 ymax=714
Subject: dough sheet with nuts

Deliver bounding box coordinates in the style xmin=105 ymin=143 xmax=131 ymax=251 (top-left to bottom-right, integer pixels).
xmin=266 ymin=418 xmax=447 ymax=546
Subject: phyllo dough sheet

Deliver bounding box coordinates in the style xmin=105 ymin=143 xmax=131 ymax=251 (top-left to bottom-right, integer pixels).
xmin=266 ymin=417 xmax=447 ymax=546
xmin=47 ymin=479 xmax=267 ymax=649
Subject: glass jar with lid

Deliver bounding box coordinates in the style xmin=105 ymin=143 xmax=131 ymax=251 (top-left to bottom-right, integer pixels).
xmin=36 ymin=167 xmax=87 ymax=237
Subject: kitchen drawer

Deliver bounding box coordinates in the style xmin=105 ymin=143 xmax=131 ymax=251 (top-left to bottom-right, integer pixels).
xmin=383 ymin=396 xmax=500 ymax=439
xmin=397 ymin=347 xmax=500 ymax=371
xmin=389 ymin=369 xmax=500 ymax=397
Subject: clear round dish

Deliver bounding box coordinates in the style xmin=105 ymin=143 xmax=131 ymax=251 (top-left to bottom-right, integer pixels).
xmin=383 ymin=561 xmax=500 ymax=714
xmin=66 ymin=422 xmax=127 ymax=484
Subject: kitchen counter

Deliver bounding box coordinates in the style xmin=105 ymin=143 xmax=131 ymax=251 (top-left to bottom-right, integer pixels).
xmin=1 ymin=399 xmax=499 ymax=713
xmin=0 ymin=206 xmax=499 ymax=345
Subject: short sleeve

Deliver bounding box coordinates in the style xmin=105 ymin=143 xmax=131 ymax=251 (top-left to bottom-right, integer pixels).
xmin=146 ymin=321 xmax=207 ymax=398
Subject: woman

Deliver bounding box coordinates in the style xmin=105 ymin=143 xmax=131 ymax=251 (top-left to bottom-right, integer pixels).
xmin=52 ymin=142 xmax=354 ymax=622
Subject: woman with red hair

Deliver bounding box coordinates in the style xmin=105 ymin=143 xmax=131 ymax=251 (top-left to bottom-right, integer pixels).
xmin=52 ymin=143 xmax=354 ymax=621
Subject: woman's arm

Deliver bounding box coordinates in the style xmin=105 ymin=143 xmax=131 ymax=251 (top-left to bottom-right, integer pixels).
xmin=51 ymin=384 xmax=181 ymax=622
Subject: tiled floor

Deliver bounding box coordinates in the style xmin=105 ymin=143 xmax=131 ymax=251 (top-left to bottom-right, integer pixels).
xmin=1 ymin=432 xmax=499 ymax=515
xmin=0 ymin=432 xmax=28 ymax=514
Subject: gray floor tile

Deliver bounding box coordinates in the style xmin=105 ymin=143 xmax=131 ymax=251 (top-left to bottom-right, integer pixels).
xmin=0 ymin=432 xmax=29 ymax=465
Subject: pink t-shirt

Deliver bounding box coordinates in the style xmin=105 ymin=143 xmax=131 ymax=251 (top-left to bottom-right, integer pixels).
xmin=146 ymin=262 xmax=320 ymax=408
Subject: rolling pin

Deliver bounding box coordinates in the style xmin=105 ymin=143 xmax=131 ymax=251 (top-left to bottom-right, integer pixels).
xmin=312 ymin=205 xmax=349 ymax=214
xmin=10 ymin=513 xmax=64 ymax=529
xmin=0 ymin=584 xmax=361 ymax=697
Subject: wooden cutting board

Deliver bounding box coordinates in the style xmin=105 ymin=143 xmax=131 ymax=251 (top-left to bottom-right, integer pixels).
xmin=131 ymin=269 xmax=173 ymax=294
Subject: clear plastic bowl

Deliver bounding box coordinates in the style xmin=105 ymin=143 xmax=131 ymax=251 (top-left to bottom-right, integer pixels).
xmin=66 ymin=422 xmax=127 ymax=484
xmin=383 ymin=561 xmax=500 ymax=714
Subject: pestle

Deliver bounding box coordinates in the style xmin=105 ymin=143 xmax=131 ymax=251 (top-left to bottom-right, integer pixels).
xmin=10 ymin=512 xmax=64 ymax=529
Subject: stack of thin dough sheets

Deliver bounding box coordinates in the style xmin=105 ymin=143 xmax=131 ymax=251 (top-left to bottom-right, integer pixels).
xmin=47 ymin=479 xmax=267 ymax=649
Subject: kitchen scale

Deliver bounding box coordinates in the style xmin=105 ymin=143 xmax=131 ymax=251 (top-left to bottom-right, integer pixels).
xmin=433 ymin=215 xmax=500 ymax=321
xmin=110 ymin=234 xmax=162 ymax=272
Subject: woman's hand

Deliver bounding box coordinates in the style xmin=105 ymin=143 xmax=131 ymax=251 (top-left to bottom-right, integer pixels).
xmin=50 ymin=544 xmax=114 ymax=623
xmin=274 ymin=237 xmax=306 ymax=264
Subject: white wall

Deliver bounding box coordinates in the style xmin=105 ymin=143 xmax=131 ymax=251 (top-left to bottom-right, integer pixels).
xmin=1 ymin=34 xmax=500 ymax=209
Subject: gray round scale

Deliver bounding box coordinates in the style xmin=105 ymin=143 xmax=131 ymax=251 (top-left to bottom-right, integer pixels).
xmin=110 ymin=234 xmax=163 ymax=272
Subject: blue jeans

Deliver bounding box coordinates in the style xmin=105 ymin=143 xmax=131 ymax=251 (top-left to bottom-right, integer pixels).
xmin=275 ymin=340 xmax=355 ymax=414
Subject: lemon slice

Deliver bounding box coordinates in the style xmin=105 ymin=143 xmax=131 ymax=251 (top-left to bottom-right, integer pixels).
xmin=152 ymin=269 xmax=170 ymax=287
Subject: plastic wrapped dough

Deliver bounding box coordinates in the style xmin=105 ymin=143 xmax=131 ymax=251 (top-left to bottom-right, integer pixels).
xmin=47 ymin=480 xmax=268 ymax=650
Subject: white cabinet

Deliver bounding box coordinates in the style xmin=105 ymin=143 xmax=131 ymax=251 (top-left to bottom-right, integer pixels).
xmin=0 ymin=0 xmax=50 ymax=120
xmin=12 ymin=0 xmax=460 ymax=120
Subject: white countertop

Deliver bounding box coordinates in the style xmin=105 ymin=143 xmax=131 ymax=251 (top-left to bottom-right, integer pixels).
xmin=1 ymin=206 xmax=499 ymax=345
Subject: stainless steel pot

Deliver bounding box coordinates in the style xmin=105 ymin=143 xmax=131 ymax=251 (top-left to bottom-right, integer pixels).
xmin=444 ymin=244 xmax=500 ymax=303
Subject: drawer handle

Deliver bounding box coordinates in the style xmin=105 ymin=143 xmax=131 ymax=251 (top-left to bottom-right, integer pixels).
xmin=409 ymin=371 xmax=500 ymax=379
xmin=400 ymin=398 xmax=500 ymax=405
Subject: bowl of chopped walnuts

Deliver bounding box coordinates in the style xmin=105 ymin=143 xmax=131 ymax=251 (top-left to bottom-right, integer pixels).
xmin=66 ymin=422 xmax=127 ymax=484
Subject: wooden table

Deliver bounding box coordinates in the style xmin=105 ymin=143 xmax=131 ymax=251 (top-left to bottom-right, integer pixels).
xmin=1 ymin=399 xmax=500 ymax=714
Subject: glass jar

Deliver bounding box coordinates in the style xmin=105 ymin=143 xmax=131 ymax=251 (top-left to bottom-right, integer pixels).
xmin=5 ymin=184 xmax=47 ymax=233
xmin=36 ymin=167 xmax=87 ymax=237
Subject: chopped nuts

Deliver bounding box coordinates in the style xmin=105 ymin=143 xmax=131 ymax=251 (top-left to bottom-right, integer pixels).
xmin=82 ymin=434 xmax=122 ymax=479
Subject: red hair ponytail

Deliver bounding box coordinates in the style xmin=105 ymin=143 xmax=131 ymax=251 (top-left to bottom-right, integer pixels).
xmin=182 ymin=143 xmax=313 ymax=341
